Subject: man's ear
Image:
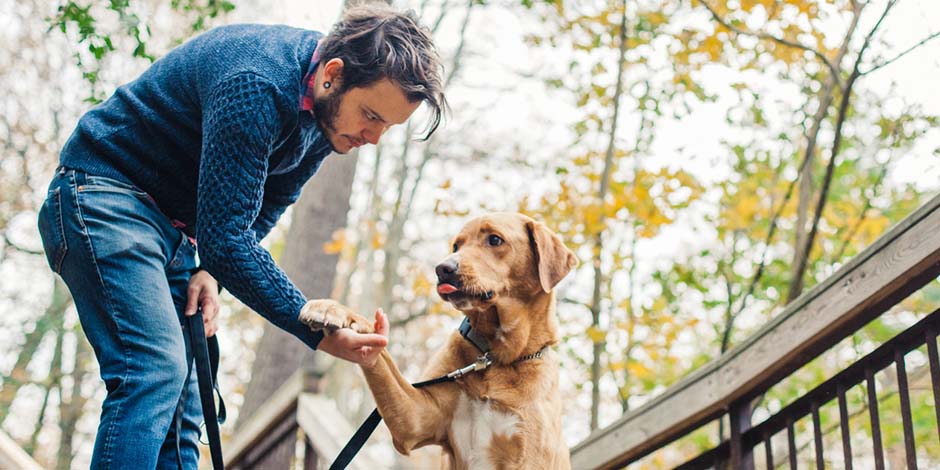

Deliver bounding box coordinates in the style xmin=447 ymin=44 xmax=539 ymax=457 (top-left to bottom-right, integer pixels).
xmin=322 ymin=58 xmax=345 ymax=87
xmin=527 ymin=220 xmax=578 ymax=293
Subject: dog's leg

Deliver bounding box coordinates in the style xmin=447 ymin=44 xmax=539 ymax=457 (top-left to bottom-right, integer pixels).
xmin=360 ymin=347 xmax=460 ymax=455
xmin=300 ymin=300 xmax=459 ymax=454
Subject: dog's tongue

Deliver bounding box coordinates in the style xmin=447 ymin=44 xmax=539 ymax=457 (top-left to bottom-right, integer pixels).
xmin=437 ymin=283 xmax=458 ymax=295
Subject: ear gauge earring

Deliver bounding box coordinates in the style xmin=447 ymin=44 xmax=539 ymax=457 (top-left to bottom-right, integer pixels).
xmin=324 ymin=81 xmax=331 ymax=89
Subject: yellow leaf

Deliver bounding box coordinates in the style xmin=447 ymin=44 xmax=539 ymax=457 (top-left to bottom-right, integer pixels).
xmin=371 ymin=231 xmax=384 ymax=250
xmin=626 ymin=362 xmax=652 ymax=379
xmin=586 ymin=325 xmax=607 ymax=344
xmin=322 ymin=229 xmax=346 ymax=254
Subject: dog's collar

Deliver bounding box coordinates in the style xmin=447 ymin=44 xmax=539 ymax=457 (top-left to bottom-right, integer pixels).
xmin=515 ymin=345 xmax=548 ymax=363
xmin=457 ymin=316 xmax=548 ymax=366
xmin=458 ymin=316 xmax=491 ymax=354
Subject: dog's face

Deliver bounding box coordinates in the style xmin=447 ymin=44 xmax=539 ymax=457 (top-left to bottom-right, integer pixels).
xmin=435 ymin=213 xmax=577 ymax=313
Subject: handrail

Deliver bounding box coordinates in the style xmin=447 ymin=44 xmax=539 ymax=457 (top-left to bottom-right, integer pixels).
xmin=0 ymin=429 xmax=43 ymax=470
xmin=227 ymin=368 xmax=382 ymax=469
xmin=570 ymin=193 xmax=940 ymax=469
xmin=296 ymin=394 xmax=382 ymax=469
xmin=227 ymin=370 xmax=306 ymax=466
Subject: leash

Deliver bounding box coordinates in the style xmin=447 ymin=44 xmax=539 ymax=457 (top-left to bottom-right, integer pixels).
xmin=180 ymin=309 xmax=226 ymax=469
xmin=328 ymin=351 xmax=491 ymax=470
xmin=328 ymin=317 xmax=545 ymax=470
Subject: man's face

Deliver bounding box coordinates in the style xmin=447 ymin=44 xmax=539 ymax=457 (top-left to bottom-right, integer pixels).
xmin=314 ymin=78 xmax=421 ymax=154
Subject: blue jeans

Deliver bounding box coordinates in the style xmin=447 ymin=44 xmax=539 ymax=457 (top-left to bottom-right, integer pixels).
xmin=37 ymin=167 xmax=202 ymax=469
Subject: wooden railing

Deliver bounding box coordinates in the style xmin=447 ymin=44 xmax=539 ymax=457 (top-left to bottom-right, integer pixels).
xmin=0 ymin=429 xmax=43 ymax=470
xmin=570 ymin=193 xmax=940 ymax=469
xmin=227 ymin=368 xmax=381 ymax=469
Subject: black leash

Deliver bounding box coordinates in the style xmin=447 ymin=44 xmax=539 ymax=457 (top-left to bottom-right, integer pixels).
xmin=181 ymin=309 xmax=226 ymax=469
xmin=328 ymin=372 xmax=458 ymax=470
xmin=328 ymin=352 xmax=489 ymax=470
xmin=329 ymin=317 xmax=542 ymax=470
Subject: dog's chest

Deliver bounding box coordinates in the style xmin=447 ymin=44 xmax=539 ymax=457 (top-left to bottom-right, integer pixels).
xmin=449 ymin=391 xmax=520 ymax=470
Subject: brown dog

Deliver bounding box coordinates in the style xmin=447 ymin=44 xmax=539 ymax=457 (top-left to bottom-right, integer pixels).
xmin=301 ymin=212 xmax=578 ymax=469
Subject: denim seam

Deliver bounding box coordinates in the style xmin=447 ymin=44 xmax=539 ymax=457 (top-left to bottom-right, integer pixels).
xmin=72 ymin=173 xmax=131 ymax=469
xmin=168 ymin=230 xmax=190 ymax=270
xmin=78 ymin=186 xmax=149 ymax=199
xmin=50 ymin=188 xmax=68 ymax=273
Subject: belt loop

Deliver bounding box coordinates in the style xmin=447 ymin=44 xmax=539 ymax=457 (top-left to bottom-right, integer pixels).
xmin=73 ymin=169 xmax=86 ymax=188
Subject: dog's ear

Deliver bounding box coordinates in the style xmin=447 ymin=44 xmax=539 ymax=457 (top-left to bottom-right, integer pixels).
xmin=527 ymin=220 xmax=578 ymax=293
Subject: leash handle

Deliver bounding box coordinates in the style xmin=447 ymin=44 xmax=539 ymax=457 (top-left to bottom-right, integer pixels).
xmin=187 ymin=310 xmax=225 ymax=469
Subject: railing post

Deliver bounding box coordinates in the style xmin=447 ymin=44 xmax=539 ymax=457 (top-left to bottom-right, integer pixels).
xmin=729 ymin=399 xmax=755 ymax=470
xmin=304 ymin=438 xmax=319 ymax=470
xmin=300 ymin=364 xmax=326 ymax=469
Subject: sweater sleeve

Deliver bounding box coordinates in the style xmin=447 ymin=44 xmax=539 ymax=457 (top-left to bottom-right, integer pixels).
xmin=196 ymin=72 xmax=323 ymax=350
xmin=251 ymin=193 xmax=293 ymax=242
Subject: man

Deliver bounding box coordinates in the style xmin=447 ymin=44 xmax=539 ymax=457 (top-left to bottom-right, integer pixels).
xmin=36 ymin=5 xmax=444 ymax=469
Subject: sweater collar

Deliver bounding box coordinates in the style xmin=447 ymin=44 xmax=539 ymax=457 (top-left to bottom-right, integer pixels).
xmin=299 ymin=43 xmax=321 ymax=113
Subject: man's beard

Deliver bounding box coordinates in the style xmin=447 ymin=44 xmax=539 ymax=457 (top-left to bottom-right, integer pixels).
xmin=313 ymin=87 xmax=344 ymax=136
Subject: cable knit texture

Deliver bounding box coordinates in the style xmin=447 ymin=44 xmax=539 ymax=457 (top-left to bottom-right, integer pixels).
xmin=59 ymin=24 xmax=336 ymax=349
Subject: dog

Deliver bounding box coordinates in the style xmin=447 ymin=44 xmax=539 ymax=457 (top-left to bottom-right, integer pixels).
xmin=301 ymin=212 xmax=578 ymax=469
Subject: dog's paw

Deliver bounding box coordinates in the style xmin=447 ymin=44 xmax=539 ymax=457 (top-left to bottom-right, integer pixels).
xmin=299 ymin=299 xmax=374 ymax=334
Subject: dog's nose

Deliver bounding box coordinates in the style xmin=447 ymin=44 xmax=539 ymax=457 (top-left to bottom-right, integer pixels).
xmin=436 ymin=258 xmax=459 ymax=280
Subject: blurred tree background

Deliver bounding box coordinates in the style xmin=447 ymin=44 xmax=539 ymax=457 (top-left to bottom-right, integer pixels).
xmin=1 ymin=0 xmax=938 ymax=468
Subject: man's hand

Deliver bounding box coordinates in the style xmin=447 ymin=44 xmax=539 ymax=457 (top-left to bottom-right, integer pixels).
xmin=317 ymin=309 xmax=389 ymax=367
xmin=185 ymin=269 xmax=220 ymax=337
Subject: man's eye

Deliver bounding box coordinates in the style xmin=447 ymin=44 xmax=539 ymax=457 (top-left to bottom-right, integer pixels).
xmin=487 ymin=235 xmax=503 ymax=247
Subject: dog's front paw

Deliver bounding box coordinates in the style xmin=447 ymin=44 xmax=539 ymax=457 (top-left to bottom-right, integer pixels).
xmin=299 ymin=299 xmax=373 ymax=334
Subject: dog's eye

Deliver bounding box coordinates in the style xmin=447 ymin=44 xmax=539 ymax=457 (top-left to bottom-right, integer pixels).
xmin=452 ymin=243 xmax=458 ymax=253
xmin=487 ymin=235 xmax=503 ymax=247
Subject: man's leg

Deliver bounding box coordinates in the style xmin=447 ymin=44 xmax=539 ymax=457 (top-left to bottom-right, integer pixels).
xmin=39 ymin=169 xmax=201 ymax=469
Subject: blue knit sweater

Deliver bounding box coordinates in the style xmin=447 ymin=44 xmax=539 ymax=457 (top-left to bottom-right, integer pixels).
xmin=60 ymin=24 xmax=335 ymax=350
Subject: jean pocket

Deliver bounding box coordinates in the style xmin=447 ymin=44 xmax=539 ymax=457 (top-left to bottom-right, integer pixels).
xmin=38 ymin=188 xmax=68 ymax=273
xmin=81 ymin=175 xmax=149 ymax=198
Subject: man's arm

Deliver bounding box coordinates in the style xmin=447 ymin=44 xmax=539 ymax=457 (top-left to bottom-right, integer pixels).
xmin=195 ymin=72 xmax=324 ymax=349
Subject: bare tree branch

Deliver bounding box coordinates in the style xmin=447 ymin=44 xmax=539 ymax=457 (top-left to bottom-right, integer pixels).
xmin=698 ymin=0 xmax=840 ymax=80
xmin=789 ymin=0 xmax=898 ymax=299
xmin=719 ymin=3 xmax=865 ymax=314
xmin=830 ymin=118 xmax=901 ymax=264
xmin=588 ymin=0 xmax=629 ymax=431
xmin=861 ymin=31 xmax=940 ymax=75
xmin=560 ymin=296 xmax=593 ymax=311
xmin=832 ymin=161 xmax=890 ymax=263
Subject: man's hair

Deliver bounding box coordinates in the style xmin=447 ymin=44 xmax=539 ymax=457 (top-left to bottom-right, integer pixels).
xmin=319 ymin=4 xmax=447 ymax=140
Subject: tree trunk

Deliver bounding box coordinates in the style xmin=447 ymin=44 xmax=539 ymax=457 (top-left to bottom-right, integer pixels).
xmin=785 ymin=3 xmax=864 ymax=302
xmin=236 ymin=152 xmax=359 ymax=467
xmin=591 ymin=0 xmax=628 ymax=431
xmin=0 ymin=277 xmax=70 ymax=424
xmin=56 ymin=331 xmax=92 ymax=470
xmin=377 ymin=0 xmax=473 ymax=315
